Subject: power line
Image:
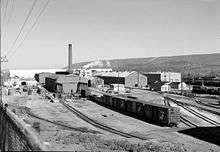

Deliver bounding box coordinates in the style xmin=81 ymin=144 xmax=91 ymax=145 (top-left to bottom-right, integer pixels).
xmin=4 ymin=0 xmax=38 ymax=56
xmin=8 ymin=0 xmax=50 ymax=59
xmin=3 ymin=0 xmax=14 ymax=38
xmin=2 ymin=0 xmax=9 ymax=28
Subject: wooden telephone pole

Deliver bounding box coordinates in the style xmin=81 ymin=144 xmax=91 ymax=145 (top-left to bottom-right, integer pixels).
xmin=1 ymin=0 xmax=2 ymax=105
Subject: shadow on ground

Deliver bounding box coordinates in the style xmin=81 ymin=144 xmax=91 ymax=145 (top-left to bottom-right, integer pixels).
xmin=178 ymin=127 xmax=220 ymax=146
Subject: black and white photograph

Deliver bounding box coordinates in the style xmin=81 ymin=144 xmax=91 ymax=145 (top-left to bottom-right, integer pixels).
xmin=0 ymin=0 xmax=220 ymax=151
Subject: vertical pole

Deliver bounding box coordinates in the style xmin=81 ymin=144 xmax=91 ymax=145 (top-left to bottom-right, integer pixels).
xmin=0 ymin=0 xmax=2 ymax=107
xmin=188 ymin=73 xmax=191 ymax=91
xmin=117 ymin=70 xmax=119 ymax=93
xmin=137 ymin=71 xmax=139 ymax=88
xmin=181 ymin=78 xmax=183 ymax=95
xmin=68 ymin=44 xmax=73 ymax=74
xmin=1 ymin=106 xmax=7 ymax=151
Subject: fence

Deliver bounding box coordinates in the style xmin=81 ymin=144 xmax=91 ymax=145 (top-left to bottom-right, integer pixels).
xmin=0 ymin=104 xmax=47 ymax=151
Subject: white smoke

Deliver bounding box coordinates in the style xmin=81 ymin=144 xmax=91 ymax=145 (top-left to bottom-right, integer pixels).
xmin=106 ymin=61 xmax=111 ymax=67
xmin=83 ymin=60 xmax=111 ymax=69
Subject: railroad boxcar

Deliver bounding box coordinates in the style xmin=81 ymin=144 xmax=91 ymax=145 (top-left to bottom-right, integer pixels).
xmin=126 ymin=98 xmax=180 ymax=126
xmin=120 ymin=99 xmax=126 ymax=111
xmin=112 ymin=97 xmax=117 ymax=108
xmin=141 ymin=100 xmax=180 ymax=126
xmin=144 ymin=104 xmax=153 ymax=120
xmin=87 ymin=89 xmax=180 ymax=126
xmin=135 ymin=101 xmax=144 ymax=116
xmin=104 ymin=94 xmax=112 ymax=106
xmin=125 ymin=99 xmax=135 ymax=113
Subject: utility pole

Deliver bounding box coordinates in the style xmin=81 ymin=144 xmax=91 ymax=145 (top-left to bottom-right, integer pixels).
xmin=188 ymin=73 xmax=191 ymax=91
xmin=117 ymin=70 xmax=119 ymax=93
xmin=137 ymin=71 xmax=140 ymax=88
xmin=1 ymin=0 xmax=2 ymax=106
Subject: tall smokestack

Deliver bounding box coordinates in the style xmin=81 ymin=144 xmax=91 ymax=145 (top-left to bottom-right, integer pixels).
xmin=68 ymin=44 xmax=73 ymax=73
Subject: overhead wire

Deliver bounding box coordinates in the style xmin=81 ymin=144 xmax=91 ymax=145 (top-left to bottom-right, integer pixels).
xmin=8 ymin=0 xmax=50 ymax=59
xmin=4 ymin=0 xmax=38 ymax=57
xmin=2 ymin=0 xmax=9 ymax=30
xmin=3 ymin=0 xmax=14 ymax=38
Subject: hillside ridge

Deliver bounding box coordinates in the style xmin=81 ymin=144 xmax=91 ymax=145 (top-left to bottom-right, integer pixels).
xmin=67 ymin=53 xmax=220 ymax=77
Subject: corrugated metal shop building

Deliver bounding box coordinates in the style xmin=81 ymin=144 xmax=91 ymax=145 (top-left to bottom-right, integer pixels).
xmin=45 ymin=74 xmax=61 ymax=92
xmin=95 ymin=71 xmax=147 ymax=88
xmin=57 ymin=75 xmax=88 ymax=94
xmin=45 ymin=74 xmax=88 ymax=94
xmin=34 ymin=72 xmax=53 ymax=84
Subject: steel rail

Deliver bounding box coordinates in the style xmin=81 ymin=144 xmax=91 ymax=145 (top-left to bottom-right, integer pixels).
xmin=180 ymin=116 xmax=198 ymax=128
xmin=172 ymin=99 xmax=220 ymax=126
xmin=60 ymin=100 xmax=146 ymax=140
xmin=183 ymin=105 xmax=220 ymax=126
xmin=195 ymin=100 xmax=220 ymax=109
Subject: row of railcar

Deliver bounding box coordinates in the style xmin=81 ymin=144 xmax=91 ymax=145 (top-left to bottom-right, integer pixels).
xmin=87 ymin=90 xmax=180 ymax=126
xmin=192 ymin=85 xmax=220 ymax=95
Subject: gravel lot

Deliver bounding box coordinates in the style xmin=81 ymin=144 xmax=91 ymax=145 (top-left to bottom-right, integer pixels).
xmin=2 ymin=88 xmax=220 ymax=151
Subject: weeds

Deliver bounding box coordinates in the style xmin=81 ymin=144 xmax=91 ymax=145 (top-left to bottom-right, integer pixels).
xmin=55 ymin=132 xmax=187 ymax=152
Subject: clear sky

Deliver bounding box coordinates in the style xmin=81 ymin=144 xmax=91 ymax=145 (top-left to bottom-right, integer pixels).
xmin=1 ymin=0 xmax=220 ymax=69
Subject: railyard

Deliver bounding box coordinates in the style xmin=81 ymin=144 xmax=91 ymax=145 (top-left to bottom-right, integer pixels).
xmin=1 ymin=82 xmax=220 ymax=151
xmin=1 ymin=1 xmax=220 ymax=151
xmin=1 ymin=44 xmax=220 ymax=151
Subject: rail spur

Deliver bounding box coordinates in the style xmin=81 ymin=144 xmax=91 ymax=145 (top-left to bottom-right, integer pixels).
xmin=170 ymin=98 xmax=220 ymax=127
xmin=60 ymin=100 xmax=147 ymax=140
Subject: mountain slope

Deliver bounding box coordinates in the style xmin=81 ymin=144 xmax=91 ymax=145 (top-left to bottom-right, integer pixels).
xmin=69 ymin=53 xmax=220 ymax=77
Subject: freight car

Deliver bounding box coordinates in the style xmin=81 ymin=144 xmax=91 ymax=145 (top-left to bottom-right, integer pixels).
xmin=192 ymin=85 xmax=220 ymax=95
xmin=87 ymin=90 xmax=180 ymax=126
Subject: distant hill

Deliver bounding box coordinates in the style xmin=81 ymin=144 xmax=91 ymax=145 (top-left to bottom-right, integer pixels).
xmin=67 ymin=53 xmax=220 ymax=77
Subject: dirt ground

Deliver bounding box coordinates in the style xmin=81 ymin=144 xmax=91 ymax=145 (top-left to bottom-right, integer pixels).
xmin=2 ymin=89 xmax=220 ymax=152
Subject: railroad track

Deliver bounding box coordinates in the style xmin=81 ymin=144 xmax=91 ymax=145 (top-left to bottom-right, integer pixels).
xmin=166 ymin=99 xmax=198 ymax=128
xmin=195 ymin=100 xmax=220 ymax=109
xmin=59 ymin=100 xmax=146 ymax=140
xmin=171 ymin=99 xmax=220 ymax=127
xmin=180 ymin=116 xmax=198 ymax=128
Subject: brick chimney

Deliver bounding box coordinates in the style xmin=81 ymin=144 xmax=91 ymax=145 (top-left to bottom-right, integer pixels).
xmin=68 ymin=44 xmax=73 ymax=74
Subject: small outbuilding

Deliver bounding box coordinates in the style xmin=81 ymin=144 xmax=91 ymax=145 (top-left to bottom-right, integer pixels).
xmin=150 ymin=81 xmax=189 ymax=92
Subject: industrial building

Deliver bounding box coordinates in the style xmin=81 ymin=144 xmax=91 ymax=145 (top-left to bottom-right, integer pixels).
xmin=150 ymin=81 xmax=189 ymax=92
xmin=95 ymin=71 xmax=148 ymax=88
xmin=86 ymin=76 xmax=104 ymax=87
xmin=45 ymin=74 xmax=88 ymax=94
xmin=77 ymin=68 xmax=112 ymax=77
xmin=9 ymin=69 xmax=67 ymax=78
xmin=143 ymin=72 xmax=181 ymax=86
xmin=144 ymin=72 xmax=181 ymax=84
xmin=56 ymin=75 xmax=88 ymax=94
xmin=34 ymin=72 xmax=53 ymax=85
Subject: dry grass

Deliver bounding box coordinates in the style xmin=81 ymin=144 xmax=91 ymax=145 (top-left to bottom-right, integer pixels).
xmin=55 ymin=132 xmax=187 ymax=152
